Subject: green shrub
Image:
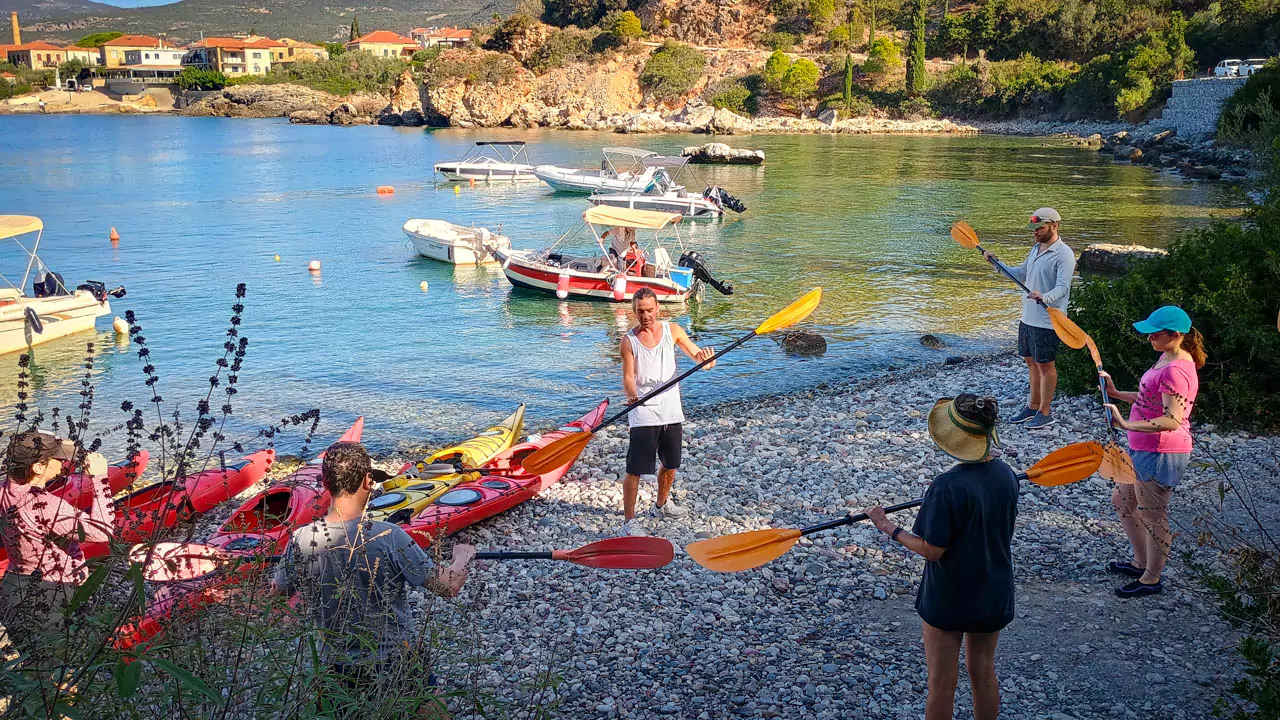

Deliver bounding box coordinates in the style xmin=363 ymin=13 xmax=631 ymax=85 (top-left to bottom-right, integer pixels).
xmin=486 ymin=13 xmax=539 ymax=53
xmin=808 ymin=0 xmax=836 ymax=30
xmin=1219 ymin=65 xmax=1280 ymax=151
xmin=528 ymin=28 xmax=594 ymax=73
xmin=424 ymin=52 xmax=520 ymax=86
xmin=934 ymin=13 xmax=970 ymax=57
xmin=609 ymin=10 xmax=645 ymax=42
xmin=639 ymin=41 xmax=706 ymax=100
xmin=176 ymin=67 xmax=228 ymax=91
xmin=780 ymin=57 xmax=821 ymax=100
xmin=543 ymin=0 xmax=603 ymax=27
xmin=897 ymin=95 xmax=933 ymax=118
xmin=762 ymin=49 xmax=792 ymax=89
xmin=703 ymin=77 xmax=757 ymax=115
xmin=1058 ymin=201 xmax=1280 ymax=429
xmin=863 ymin=36 xmax=902 ymax=74
xmin=927 ymin=61 xmax=991 ymax=116
xmin=261 ymin=54 xmax=410 ymax=95
xmin=762 ymin=31 xmax=799 ymax=51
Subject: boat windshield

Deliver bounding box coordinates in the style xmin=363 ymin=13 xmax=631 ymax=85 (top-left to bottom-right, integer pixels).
xmin=462 ymin=141 xmax=530 ymax=165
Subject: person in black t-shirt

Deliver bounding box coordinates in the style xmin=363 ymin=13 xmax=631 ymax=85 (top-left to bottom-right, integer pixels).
xmin=861 ymin=394 xmax=1019 ymax=720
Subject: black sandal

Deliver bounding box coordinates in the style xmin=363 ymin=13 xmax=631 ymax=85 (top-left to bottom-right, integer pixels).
xmin=1107 ymin=561 xmax=1146 ymax=578
xmin=1115 ymin=579 xmax=1163 ymax=598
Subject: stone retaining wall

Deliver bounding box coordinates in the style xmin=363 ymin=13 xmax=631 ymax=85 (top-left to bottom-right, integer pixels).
xmin=1152 ymin=76 xmax=1248 ymax=137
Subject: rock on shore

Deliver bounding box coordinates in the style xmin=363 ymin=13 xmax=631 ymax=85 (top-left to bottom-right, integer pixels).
xmin=180 ymin=84 xmax=340 ymax=119
xmin=682 ymin=142 xmax=765 ymax=164
xmin=1079 ymin=243 xmax=1169 ymax=272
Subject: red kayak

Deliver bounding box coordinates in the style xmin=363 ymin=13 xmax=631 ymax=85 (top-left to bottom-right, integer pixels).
xmin=115 ymin=418 xmax=363 ymax=651
xmin=0 ymin=450 xmax=274 ymax=575
xmin=44 ymin=451 xmax=151 ymax=509
xmin=402 ymin=400 xmax=607 ymax=548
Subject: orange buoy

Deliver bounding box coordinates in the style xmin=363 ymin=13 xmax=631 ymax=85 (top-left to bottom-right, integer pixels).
xmin=468 ymin=178 xmax=476 ymax=187
xmin=308 ymin=260 xmax=321 ymax=272
xmin=110 ymin=227 xmax=120 ymax=245
xmin=376 ymin=186 xmax=395 ymax=195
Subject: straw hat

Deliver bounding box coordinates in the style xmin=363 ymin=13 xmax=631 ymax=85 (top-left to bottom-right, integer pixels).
xmin=927 ymin=394 xmax=999 ymax=463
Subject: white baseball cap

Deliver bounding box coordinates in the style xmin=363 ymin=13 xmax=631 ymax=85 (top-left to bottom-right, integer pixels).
xmin=1028 ymin=207 xmax=1062 ymax=229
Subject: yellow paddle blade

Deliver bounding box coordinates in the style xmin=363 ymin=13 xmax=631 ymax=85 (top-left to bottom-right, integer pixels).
xmin=950 ymin=221 xmax=980 ymax=249
xmin=753 ymin=288 xmax=822 ymax=335
xmin=1086 ymin=335 xmax=1103 ymax=368
xmin=1099 ymin=442 xmax=1138 ymax=484
xmin=1023 ymin=441 xmax=1104 ymax=486
xmin=520 ymin=430 xmax=594 ymax=477
xmin=1046 ymin=307 xmax=1088 ymax=350
xmin=685 ymin=528 xmax=803 ymax=573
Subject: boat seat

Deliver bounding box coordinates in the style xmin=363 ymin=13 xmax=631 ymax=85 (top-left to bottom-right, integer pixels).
xmin=0 ymin=288 xmax=21 ymax=302
xmin=547 ymin=253 xmax=605 ymax=273
xmin=652 ymin=247 xmax=674 ymax=272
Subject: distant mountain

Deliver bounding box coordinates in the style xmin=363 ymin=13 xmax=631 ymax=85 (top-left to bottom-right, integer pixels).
xmin=10 ymin=0 xmax=514 ymax=45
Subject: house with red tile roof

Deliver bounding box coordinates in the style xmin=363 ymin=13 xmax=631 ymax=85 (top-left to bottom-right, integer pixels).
xmin=272 ymin=38 xmax=326 ymax=64
xmin=7 ymin=41 xmax=67 ymax=70
xmin=1 ymin=71 xmax=16 ymax=84
xmin=345 ymin=30 xmax=419 ymax=59
xmin=185 ymin=36 xmax=283 ymax=76
xmin=99 ymin=34 xmax=168 ymax=68
xmin=410 ymin=27 xmax=473 ymax=49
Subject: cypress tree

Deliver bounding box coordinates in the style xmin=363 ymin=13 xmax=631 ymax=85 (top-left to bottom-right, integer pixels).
xmin=350 ymin=16 xmax=360 ymax=42
xmin=843 ymin=52 xmax=854 ymax=108
xmin=906 ymin=0 xmax=927 ymax=96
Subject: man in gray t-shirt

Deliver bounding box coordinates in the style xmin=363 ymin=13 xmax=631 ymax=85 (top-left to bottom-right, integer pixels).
xmin=272 ymin=442 xmax=475 ymax=671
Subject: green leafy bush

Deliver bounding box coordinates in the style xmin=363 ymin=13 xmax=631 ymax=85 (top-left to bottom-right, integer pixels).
xmin=929 ymin=56 xmax=1075 ymax=118
xmin=762 ymin=31 xmax=799 ymax=51
xmin=780 ymin=57 xmax=821 ymax=100
xmin=323 ymin=42 xmax=346 ymax=59
xmin=176 ymin=67 xmax=229 ymax=91
xmin=543 ymin=0 xmax=604 ymax=28
xmin=609 ymin=10 xmax=645 ymax=43
xmin=486 ymin=13 xmax=539 ymax=53
xmin=863 ymin=37 xmax=902 ymax=75
xmin=1058 ymin=201 xmax=1280 ymax=429
xmin=808 ymin=0 xmax=836 ymax=30
xmin=639 ymin=41 xmax=706 ymax=100
xmin=762 ymin=49 xmax=792 ymax=90
xmin=261 ymin=54 xmax=410 ymax=95
xmin=896 ymin=95 xmax=933 ymax=119
xmin=529 ymin=28 xmax=594 ymax=73
xmin=703 ymin=77 xmax=757 ymax=115
xmin=1219 ymin=65 xmax=1280 ymax=151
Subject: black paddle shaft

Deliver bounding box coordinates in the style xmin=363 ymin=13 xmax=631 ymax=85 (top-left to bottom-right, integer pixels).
xmin=476 ymin=550 xmax=554 ymax=561
xmin=800 ymin=469 xmax=1035 ymax=537
xmin=979 ymin=249 xmax=1050 ymax=309
xmin=597 ymin=331 xmax=755 ymax=430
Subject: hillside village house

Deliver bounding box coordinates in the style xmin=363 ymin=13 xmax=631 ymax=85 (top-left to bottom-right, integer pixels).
xmin=345 ymin=30 xmax=418 ymax=59
xmin=410 ymin=27 xmax=473 ymax=48
xmin=7 ymin=42 xmax=67 ymax=69
xmin=1 ymin=71 xmax=15 ymax=84
xmin=185 ymin=37 xmax=283 ymax=76
xmin=99 ymin=35 xmax=168 ymax=68
xmin=271 ymin=38 xmax=326 ymax=64
xmin=61 ymin=45 xmax=101 ymax=65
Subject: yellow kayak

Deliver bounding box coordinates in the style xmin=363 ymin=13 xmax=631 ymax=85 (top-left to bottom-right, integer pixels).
xmin=368 ymin=405 xmax=525 ymax=524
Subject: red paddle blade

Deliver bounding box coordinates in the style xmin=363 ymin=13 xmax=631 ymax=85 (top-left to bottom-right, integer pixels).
xmin=131 ymin=542 xmax=229 ymax=582
xmin=559 ymin=537 xmax=674 ymax=569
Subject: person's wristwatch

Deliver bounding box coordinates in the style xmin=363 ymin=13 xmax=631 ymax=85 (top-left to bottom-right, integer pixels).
xmin=890 ymin=527 xmax=904 ymax=542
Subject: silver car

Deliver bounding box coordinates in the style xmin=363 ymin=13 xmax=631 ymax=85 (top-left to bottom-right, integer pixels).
xmin=1214 ymin=59 xmax=1243 ymax=76
xmin=1242 ymin=58 xmax=1271 ymax=76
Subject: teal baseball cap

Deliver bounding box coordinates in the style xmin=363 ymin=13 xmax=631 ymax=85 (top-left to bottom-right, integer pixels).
xmin=1133 ymin=305 xmax=1192 ymax=334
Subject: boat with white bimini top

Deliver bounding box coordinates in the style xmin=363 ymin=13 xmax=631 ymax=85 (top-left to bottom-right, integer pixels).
xmin=533 ymin=147 xmax=663 ymax=194
xmin=403 ymin=219 xmax=512 ymax=265
xmin=433 ymin=141 xmax=539 ymax=183
xmin=589 ymin=155 xmax=748 ymax=218
xmin=489 ymin=206 xmax=733 ymax=304
xmin=0 ymin=215 xmax=126 ymax=356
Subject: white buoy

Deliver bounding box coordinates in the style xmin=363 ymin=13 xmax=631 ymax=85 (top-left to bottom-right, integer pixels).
xmin=308 ymin=260 xmax=321 ymax=272
xmin=112 ymin=316 xmax=128 ymax=335
xmin=419 ymin=281 xmax=429 ymax=292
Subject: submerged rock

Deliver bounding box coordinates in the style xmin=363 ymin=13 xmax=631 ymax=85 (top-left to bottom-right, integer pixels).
xmin=780 ymin=331 xmax=827 ymax=356
xmin=919 ymin=334 xmax=946 ymax=349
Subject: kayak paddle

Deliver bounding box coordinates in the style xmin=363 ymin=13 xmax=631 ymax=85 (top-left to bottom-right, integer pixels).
xmin=950 ymin=221 xmax=1087 ymax=350
xmin=686 ymin=441 xmax=1105 ymax=573
xmin=132 ymin=536 xmax=675 ymax=582
xmin=521 ymin=288 xmax=823 ymax=476
xmin=1084 ymin=337 xmax=1139 ymax=485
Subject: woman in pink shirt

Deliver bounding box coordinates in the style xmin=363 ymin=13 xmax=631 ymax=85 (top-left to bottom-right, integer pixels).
xmin=1100 ymin=306 xmax=1205 ymax=599
xmin=0 ymin=431 xmax=113 ymax=668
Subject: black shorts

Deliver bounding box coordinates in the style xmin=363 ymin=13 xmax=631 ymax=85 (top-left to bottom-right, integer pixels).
xmin=1017 ymin=322 xmax=1059 ymax=363
xmin=627 ymin=423 xmax=683 ymax=475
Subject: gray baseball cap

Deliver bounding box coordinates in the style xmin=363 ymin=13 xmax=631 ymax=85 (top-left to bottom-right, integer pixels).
xmin=1028 ymin=207 xmax=1062 ymax=229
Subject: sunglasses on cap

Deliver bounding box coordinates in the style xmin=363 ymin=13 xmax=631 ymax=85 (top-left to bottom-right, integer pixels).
xmin=1030 ymin=215 xmax=1056 ymax=224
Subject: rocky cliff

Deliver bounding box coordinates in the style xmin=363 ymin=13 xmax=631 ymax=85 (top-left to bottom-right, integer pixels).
xmin=636 ymin=0 xmax=772 ymax=47
xmin=179 ymin=84 xmax=340 ymax=118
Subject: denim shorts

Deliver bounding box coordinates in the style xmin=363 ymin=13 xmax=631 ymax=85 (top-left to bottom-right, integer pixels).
xmin=1131 ymin=450 xmax=1191 ymax=489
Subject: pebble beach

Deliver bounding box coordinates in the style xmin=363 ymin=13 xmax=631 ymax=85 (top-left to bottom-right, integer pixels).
xmin=203 ymin=349 xmax=1273 ymax=720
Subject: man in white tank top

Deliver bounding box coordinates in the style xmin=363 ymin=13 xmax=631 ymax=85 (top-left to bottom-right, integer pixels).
xmin=618 ymin=288 xmax=716 ymax=537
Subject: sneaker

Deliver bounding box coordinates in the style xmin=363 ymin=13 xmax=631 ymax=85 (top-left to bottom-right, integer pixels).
xmin=1107 ymin=560 xmax=1146 ymax=578
xmin=658 ymin=499 xmax=690 ymax=518
xmin=616 ymin=520 xmax=647 ymax=537
xmin=1008 ymin=407 xmax=1039 ymax=424
xmin=1116 ymin=579 xmax=1163 ymax=598
xmin=1026 ymin=412 xmax=1057 ymax=430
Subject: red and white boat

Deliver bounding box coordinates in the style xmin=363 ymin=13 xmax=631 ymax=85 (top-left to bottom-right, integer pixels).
xmin=489 ymin=206 xmax=733 ymax=304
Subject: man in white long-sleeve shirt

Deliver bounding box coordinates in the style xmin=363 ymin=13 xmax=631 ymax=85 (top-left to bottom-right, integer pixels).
xmin=982 ymin=207 xmax=1076 ymax=430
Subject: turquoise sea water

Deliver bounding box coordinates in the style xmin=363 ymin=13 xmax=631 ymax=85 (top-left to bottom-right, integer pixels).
xmin=0 ymin=116 xmax=1243 ymax=454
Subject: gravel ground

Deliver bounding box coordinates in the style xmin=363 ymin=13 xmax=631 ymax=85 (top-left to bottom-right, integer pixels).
xmin=397 ymin=351 xmax=1273 ymax=720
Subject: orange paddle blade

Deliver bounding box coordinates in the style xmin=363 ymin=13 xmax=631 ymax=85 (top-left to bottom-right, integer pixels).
xmin=1086 ymin=335 xmax=1103 ymax=368
xmin=520 ymin=430 xmax=594 ymax=477
xmin=754 ymin=288 xmax=823 ymax=335
xmin=950 ymin=221 xmax=980 ymax=249
xmin=131 ymin=542 xmax=228 ymax=582
xmin=1099 ymin=443 xmax=1138 ymax=484
xmin=1023 ymin=441 xmax=1104 ymax=486
xmin=1046 ymin=307 xmax=1088 ymax=350
xmin=686 ymin=527 xmax=803 ymax=573
xmin=561 ymin=537 xmax=675 ymax=569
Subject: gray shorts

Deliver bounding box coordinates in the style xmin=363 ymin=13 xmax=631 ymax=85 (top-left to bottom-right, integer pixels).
xmin=1018 ymin=322 xmax=1059 ymax=363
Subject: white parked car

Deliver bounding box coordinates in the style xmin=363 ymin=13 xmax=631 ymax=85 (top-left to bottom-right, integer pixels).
xmin=1242 ymin=58 xmax=1271 ymax=76
xmin=1214 ymin=59 xmax=1243 ymax=77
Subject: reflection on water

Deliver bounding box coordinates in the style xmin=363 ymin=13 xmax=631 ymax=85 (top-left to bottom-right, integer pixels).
xmin=0 ymin=117 xmax=1247 ymax=453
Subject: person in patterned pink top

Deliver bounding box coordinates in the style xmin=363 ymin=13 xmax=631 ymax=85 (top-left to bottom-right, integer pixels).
xmin=0 ymin=431 xmax=113 ymax=668
xmin=1098 ymin=306 xmax=1206 ymax=599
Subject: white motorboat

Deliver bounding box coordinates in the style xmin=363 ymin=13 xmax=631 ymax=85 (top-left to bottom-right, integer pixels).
xmin=403 ymin=219 xmax=512 ymax=265
xmin=0 ymin=215 xmax=126 ymax=356
xmin=589 ymin=156 xmax=747 ymax=218
xmin=533 ymin=147 xmax=662 ymax=194
xmin=433 ymin=141 xmax=539 ymax=183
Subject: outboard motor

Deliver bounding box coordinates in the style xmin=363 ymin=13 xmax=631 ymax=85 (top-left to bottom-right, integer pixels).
xmin=702 ymin=186 xmax=747 ymax=214
xmin=678 ymin=250 xmax=734 ymax=296
xmin=75 ymin=280 xmax=127 ymax=303
xmin=33 ymin=271 xmax=69 ymax=298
